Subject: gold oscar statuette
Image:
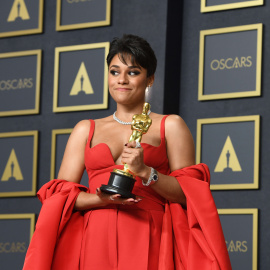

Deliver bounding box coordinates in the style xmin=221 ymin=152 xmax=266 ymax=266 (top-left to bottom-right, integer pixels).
xmin=100 ymin=102 xmax=152 ymax=198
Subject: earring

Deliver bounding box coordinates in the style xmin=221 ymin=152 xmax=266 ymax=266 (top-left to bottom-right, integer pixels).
xmin=145 ymin=85 xmax=151 ymax=101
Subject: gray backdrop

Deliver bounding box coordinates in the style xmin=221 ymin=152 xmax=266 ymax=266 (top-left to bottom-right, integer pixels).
xmin=0 ymin=0 xmax=268 ymax=268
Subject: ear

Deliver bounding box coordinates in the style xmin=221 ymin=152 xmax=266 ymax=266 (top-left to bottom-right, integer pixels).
xmin=147 ymin=74 xmax=155 ymax=87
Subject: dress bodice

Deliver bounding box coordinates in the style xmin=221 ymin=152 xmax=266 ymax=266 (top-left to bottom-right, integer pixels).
xmin=84 ymin=115 xmax=170 ymax=203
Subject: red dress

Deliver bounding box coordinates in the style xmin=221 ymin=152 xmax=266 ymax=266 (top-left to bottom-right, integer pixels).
xmin=81 ymin=116 xmax=170 ymax=269
xmin=23 ymin=116 xmax=232 ymax=270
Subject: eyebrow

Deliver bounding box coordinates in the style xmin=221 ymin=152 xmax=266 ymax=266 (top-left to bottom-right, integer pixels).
xmin=109 ymin=65 xmax=142 ymax=70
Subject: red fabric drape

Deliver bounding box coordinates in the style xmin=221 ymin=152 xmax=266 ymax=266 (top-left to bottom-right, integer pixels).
xmin=159 ymin=164 xmax=231 ymax=270
xmin=23 ymin=180 xmax=88 ymax=270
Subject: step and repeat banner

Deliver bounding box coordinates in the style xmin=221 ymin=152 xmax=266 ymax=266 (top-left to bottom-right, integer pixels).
xmin=0 ymin=0 xmax=265 ymax=268
xmin=198 ymin=1 xmax=264 ymax=269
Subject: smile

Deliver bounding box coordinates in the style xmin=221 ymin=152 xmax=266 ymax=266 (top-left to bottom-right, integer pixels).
xmin=115 ymin=88 xmax=132 ymax=91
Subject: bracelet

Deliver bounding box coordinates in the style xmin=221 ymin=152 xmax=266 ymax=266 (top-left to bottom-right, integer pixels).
xmin=142 ymin=167 xmax=159 ymax=186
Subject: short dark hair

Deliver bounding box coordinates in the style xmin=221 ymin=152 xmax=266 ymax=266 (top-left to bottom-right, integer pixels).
xmin=106 ymin=34 xmax=157 ymax=77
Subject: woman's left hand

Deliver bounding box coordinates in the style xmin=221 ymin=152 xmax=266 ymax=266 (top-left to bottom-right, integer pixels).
xmin=96 ymin=188 xmax=142 ymax=205
xmin=121 ymin=141 xmax=149 ymax=177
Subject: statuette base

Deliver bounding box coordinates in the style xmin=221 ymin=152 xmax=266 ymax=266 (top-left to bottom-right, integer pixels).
xmin=100 ymin=171 xmax=136 ymax=199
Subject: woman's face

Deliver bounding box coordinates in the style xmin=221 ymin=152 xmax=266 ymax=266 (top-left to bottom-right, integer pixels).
xmin=108 ymin=54 xmax=154 ymax=105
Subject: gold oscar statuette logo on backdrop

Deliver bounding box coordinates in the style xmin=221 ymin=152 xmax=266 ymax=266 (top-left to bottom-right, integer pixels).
xmin=214 ymin=136 xmax=242 ymax=173
xmin=1 ymin=149 xmax=24 ymax=182
xmin=7 ymin=0 xmax=30 ymax=22
xmin=70 ymin=62 xmax=94 ymax=96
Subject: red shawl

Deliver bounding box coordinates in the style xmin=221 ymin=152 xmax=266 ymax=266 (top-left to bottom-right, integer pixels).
xmin=23 ymin=164 xmax=231 ymax=270
xmin=159 ymin=164 xmax=231 ymax=269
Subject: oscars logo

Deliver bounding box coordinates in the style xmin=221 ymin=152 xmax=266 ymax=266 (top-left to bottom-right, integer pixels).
xmin=226 ymin=240 xmax=248 ymax=253
xmin=210 ymin=56 xmax=252 ymax=71
xmin=215 ymin=136 xmax=242 ymax=173
xmin=0 ymin=78 xmax=34 ymax=91
xmin=7 ymin=0 xmax=30 ymax=22
xmin=70 ymin=62 xmax=94 ymax=96
xmin=0 ymin=242 xmax=27 ymax=253
xmin=1 ymin=149 xmax=23 ymax=182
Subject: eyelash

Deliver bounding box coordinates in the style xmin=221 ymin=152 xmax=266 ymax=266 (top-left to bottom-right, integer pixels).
xmin=110 ymin=70 xmax=140 ymax=76
xmin=130 ymin=71 xmax=140 ymax=76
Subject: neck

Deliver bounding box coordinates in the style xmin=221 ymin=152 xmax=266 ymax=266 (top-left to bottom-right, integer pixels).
xmin=114 ymin=102 xmax=145 ymax=122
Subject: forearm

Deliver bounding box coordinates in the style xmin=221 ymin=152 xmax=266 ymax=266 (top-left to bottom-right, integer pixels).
xmin=74 ymin=191 xmax=107 ymax=211
xmin=139 ymin=167 xmax=186 ymax=205
xmin=74 ymin=189 xmax=140 ymax=211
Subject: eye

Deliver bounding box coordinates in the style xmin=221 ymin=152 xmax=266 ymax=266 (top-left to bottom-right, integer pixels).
xmin=129 ymin=70 xmax=140 ymax=76
xmin=110 ymin=70 xmax=119 ymax=76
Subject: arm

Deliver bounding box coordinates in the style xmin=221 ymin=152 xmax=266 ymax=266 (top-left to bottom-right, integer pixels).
xmin=57 ymin=120 xmax=140 ymax=211
xmin=57 ymin=120 xmax=89 ymax=183
xmin=122 ymin=115 xmax=195 ymax=205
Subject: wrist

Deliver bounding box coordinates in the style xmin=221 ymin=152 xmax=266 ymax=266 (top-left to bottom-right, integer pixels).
xmin=142 ymin=167 xmax=159 ymax=186
xmin=139 ymin=166 xmax=151 ymax=183
xmin=95 ymin=194 xmax=109 ymax=207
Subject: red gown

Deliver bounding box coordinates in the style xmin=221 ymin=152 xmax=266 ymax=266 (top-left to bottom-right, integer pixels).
xmin=23 ymin=116 xmax=231 ymax=270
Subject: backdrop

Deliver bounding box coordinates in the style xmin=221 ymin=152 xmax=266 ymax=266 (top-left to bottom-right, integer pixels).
xmin=0 ymin=0 xmax=268 ymax=269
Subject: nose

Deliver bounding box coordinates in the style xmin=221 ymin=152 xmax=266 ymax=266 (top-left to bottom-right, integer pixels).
xmin=118 ymin=73 xmax=128 ymax=84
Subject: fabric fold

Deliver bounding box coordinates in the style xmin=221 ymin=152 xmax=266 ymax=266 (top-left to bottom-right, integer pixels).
xmin=159 ymin=163 xmax=231 ymax=270
xmin=23 ymin=179 xmax=88 ymax=270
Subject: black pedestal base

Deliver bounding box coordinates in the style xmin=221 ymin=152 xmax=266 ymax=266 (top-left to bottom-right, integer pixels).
xmin=100 ymin=172 xmax=136 ymax=199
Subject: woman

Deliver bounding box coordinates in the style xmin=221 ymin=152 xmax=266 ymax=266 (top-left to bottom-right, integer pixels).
xmin=23 ymin=35 xmax=231 ymax=270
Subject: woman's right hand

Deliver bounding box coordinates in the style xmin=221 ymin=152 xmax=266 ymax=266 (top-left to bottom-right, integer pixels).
xmin=96 ymin=188 xmax=142 ymax=206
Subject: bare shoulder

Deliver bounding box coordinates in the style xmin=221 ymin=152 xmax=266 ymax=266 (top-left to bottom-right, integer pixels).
xmin=166 ymin=114 xmax=187 ymax=126
xmin=149 ymin=112 xmax=166 ymax=123
xmin=73 ymin=119 xmax=90 ymax=132
xmin=151 ymin=113 xmax=185 ymax=125
xmin=165 ymin=114 xmax=194 ymax=143
xmin=165 ymin=114 xmax=190 ymax=132
xmin=70 ymin=119 xmax=91 ymax=142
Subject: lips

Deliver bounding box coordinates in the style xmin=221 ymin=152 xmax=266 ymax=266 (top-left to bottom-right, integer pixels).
xmin=115 ymin=88 xmax=132 ymax=91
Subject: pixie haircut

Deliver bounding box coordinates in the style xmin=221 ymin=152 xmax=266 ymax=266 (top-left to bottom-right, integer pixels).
xmin=106 ymin=34 xmax=157 ymax=77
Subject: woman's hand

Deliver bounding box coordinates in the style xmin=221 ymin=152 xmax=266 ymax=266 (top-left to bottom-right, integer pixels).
xmin=96 ymin=188 xmax=142 ymax=206
xmin=121 ymin=141 xmax=150 ymax=179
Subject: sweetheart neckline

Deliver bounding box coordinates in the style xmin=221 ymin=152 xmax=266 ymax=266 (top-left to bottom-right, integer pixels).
xmin=87 ymin=141 xmax=163 ymax=165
